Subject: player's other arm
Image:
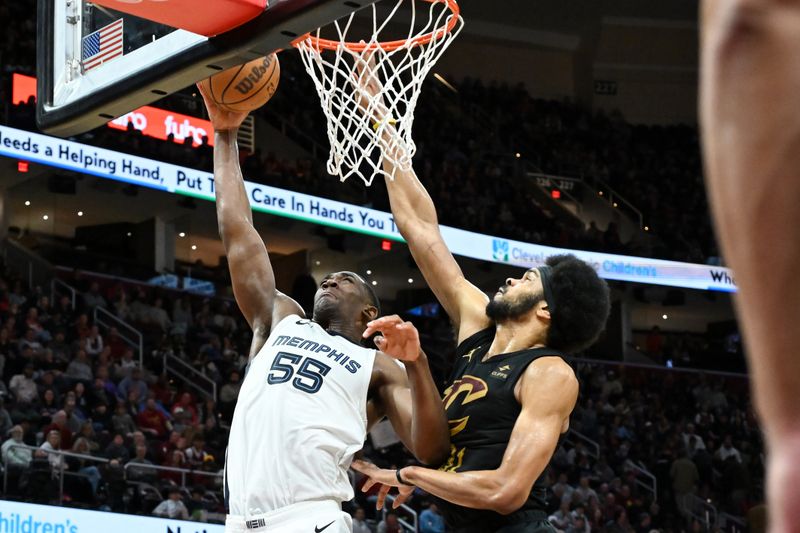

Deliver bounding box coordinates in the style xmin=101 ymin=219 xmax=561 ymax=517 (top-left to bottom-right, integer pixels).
xmin=701 ymin=1 xmax=800 ymax=530
xmin=366 ymin=316 xmax=450 ymax=466
xmin=198 ymin=85 xmax=302 ymax=356
xmin=355 ymin=357 xmax=577 ymax=514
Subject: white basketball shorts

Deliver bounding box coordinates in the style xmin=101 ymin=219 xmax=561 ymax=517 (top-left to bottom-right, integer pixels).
xmin=225 ymin=500 xmax=352 ymax=533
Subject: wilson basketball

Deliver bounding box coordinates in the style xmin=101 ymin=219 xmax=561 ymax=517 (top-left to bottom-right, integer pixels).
xmin=200 ymin=54 xmax=280 ymax=113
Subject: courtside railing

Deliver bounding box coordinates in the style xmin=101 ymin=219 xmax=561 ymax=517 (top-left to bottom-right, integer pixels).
xmin=564 ymin=428 xmax=600 ymax=460
xmin=94 ymin=306 xmax=144 ymax=369
xmin=383 ymin=494 xmax=419 ymax=533
xmin=51 ymin=278 xmax=77 ymax=310
xmin=624 ymin=459 xmax=658 ymax=501
xmin=162 ymin=351 xmax=217 ymax=402
xmin=3 ymin=444 xmax=109 ymax=504
xmin=122 ymin=462 xmax=222 ymax=487
xmin=685 ymin=493 xmax=718 ymax=530
xmin=2 ymin=238 xmax=54 ymax=290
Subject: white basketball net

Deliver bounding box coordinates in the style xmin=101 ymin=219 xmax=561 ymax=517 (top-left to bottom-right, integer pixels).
xmin=294 ymin=0 xmax=463 ymax=185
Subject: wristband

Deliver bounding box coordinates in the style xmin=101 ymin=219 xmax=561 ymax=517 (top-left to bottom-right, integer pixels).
xmin=396 ymin=468 xmax=413 ymax=486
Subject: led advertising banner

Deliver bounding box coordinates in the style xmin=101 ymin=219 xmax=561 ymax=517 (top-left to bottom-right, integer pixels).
xmin=0 ymin=500 xmax=224 ymax=533
xmin=0 ymin=124 xmax=737 ymax=292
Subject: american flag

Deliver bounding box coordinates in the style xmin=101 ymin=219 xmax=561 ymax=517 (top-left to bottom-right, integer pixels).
xmin=82 ymin=18 xmax=124 ymax=72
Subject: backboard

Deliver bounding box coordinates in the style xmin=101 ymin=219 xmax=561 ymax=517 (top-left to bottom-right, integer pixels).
xmin=37 ymin=0 xmax=378 ymax=137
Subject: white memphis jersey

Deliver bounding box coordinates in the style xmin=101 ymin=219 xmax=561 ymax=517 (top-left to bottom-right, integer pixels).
xmin=225 ymin=315 xmax=376 ymax=517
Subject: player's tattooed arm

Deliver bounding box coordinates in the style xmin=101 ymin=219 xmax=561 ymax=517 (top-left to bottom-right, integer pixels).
xmin=365 ymin=316 xmax=450 ymax=466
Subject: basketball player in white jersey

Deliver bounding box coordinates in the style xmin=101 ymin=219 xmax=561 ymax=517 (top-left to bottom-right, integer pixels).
xmin=197 ymin=85 xmax=450 ymax=533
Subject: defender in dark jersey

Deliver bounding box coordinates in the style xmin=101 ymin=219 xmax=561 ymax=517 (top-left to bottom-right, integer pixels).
xmin=349 ymin=64 xmax=610 ymax=533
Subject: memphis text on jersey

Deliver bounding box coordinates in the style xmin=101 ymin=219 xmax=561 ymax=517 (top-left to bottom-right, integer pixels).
xmin=272 ymin=334 xmax=362 ymax=374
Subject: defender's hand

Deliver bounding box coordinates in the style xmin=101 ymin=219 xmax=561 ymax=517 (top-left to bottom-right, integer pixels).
xmin=363 ymin=315 xmax=421 ymax=362
xmin=196 ymin=82 xmax=249 ymax=132
xmin=351 ymin=460 xmax=415 ymax=510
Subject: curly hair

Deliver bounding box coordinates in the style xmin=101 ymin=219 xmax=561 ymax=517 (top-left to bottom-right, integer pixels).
xmin=544 ymin=255 xmax=610 ymax=354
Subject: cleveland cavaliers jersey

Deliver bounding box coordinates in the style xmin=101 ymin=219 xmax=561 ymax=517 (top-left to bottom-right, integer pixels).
xmin=225 ymin=315 xmax=376 ymax=517
xmin=437 ymin=328 xmax=568 ymax=532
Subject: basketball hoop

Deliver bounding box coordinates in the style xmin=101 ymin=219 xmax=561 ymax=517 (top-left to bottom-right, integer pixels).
xmin=293 ymin=0 xmax=463 ymax=185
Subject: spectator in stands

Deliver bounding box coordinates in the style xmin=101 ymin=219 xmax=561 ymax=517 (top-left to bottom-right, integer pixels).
xmin=42 ymin=410 xmax=73 ymax=449
xmin=39 ymin=388 xmax=59 ymax=418
xmin=36 ymin=429 xmax=64 ymax=472
xmin=118 ymin=367 xmax=147 ymax=400
xmin=184 ymin=435 xmax=209 ymax=468
xmin=89 ymin=376 xmax=113 ymax=410
xmin=9 ymin=363 xmax=38 ymax=404
xmin=218 ymin=370 xmax=240 ymax=420
xmin=156 ymin=431 xmax=182 ymax=463
xmin=716 ymin=435 xmax=742 ymax=464
xmin=161 ymin=449 xmax=187 ymax=484
xmin=69 ymin=436 xmax=102 ymax=495
xmin=126 ymin=443 xmax=156 ymax=482
xmin=83 ymin=282 xmax=107 ymax=310
xmin=65 ymin=349 xmax=93 ymax=383
xmin=25 ymin=308 xmax=48 ymax=342
xmin=48 ymin=330 xmax=71 ymax=364
xmin=62 ymin=395 xmax=85 ymax=433
xmin=104 ymin=433 xmax=130 ymax=463
xmin=76 ymin=420 xmax=99 ymax=451
xmin=105 ymin=327 xmax=126 ymax=361
xmin=682 ymin=423 xmax=707 ymax=454
xmin=137 ymin=397 xmax=172 ymax=438
xmin=574 ymin=476 xmax=598 ymax=504
xmin=83 ymin=325 xmax=104 ymax=357
xmin=549 ymin=500 xmax=574 ymax=530
xmin=419 ymin=502 xmax=445 ymax=533
xmin=111 ymin=402 xmax=137 ymax=437
xmin=170 ymin=297 xmax=192 ymax=340
xmin=378 ymin=512 xmax=401 ymax=533
xmin=18 ymin=328 xmax=43 ymax=356
xmin=129 ymin=430 xmax=149 ymax=457
xmin=111 ymin=290 xmax=130 ymax=321
xmin=114 ymin=349 xmax=138 ymax=381
xmin=1 ymin=425 xmax=31 ymax=469
xmin=670 ymin=447 xmax=699 ymax=518
xmin=186 ymin=486 xmax=209 ymax=522
xmin=171 ymin=392 xmax=198 ymax=426
xmin=146 ymin=297 xmax=171 ymax=332
xmin=152 ymin=486 xmax=189 ymax=519
xmin=74 ymin=313 xmax=91 ymax=341
xmin=351 ymin=507 xmax=371 ymax=533
xmin=604 ymin=506 xmax=632 ymax=533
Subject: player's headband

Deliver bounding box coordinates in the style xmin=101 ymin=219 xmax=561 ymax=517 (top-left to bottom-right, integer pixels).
xmin=538 ymin=265 xmax=556 ymax=314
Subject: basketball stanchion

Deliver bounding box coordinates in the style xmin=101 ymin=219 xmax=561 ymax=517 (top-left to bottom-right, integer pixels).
xmin=293 ymin=0 xmax=463 ymax=185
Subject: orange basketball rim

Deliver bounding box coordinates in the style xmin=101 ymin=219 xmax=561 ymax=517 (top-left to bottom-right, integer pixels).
xmin=293 ymin=0 xmax=460 ymax=52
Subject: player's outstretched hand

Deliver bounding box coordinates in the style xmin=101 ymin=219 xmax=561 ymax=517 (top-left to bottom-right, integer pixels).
xmin=196 ymin=82 xmax=249 ymax=132
xmin=363 ymin=315 xmax=421 ymax=362
xmin=351 ymin=460 xmax=414 ymax=510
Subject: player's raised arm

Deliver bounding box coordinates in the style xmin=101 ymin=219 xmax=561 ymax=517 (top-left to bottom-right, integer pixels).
xmin=354 ymin=59 xmax=490 ymax=342
xmin=198 ymin=85 xmax=302 ymax=355
xmin=365 ymin=316 xmax=450 ymax=466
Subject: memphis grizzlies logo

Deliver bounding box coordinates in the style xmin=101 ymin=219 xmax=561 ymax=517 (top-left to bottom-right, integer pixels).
xmin=492 ymin=239 xmax=509 ymax=262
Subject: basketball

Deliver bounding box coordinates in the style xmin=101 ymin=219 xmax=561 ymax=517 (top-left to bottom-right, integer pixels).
xmin=199 ymin=54 xmax=280 ymax=113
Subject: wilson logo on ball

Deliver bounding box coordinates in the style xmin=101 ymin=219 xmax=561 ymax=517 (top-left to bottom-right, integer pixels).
xmin=234 ymin=57 xmax=273 ymax=95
